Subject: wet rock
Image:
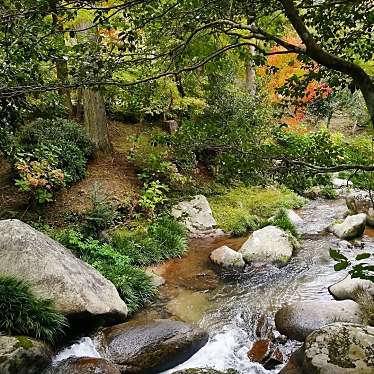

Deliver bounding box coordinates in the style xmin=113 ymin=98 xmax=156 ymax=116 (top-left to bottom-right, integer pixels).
xmin=145 ymin=270 xmax=165 ymax=287
xmin=173 ymin=370 xmax=229 ymax=374
xmin=302 ymin=323 xmax=374 ymax=373
xmin=279 ymin=347 xmax=304 ymax=374
xmin=286 ymin=209 xmax=303 ymax=226
xmin=330 ymin=213 xmax=366 ymax=240
xmin=275 ymin=300 xmax=363 ymax=341
xmin=0 ymin=219 xmax=127 ymax=322
xmin=247 ymin=339 xmax=284 ymax=370
xmin=239 ymin=226 xmax=295 ymax=266
xmin=95 ymin=319 xmax=209 ymax=374
xmin=0 ymin=336 xmax=52 ymax=374
xmin=329 ymin=275 xmax=374 ymax=301
xmin=43 ymin=357 xmax=120 ymax=374
xmin=210 ymin=245 xmax=245 ymax=269
xmin=172 ymin=195 xmax=217 ymax=234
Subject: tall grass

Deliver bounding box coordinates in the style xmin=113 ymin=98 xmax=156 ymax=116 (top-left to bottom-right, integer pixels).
xmin=0 ymin=276 xmax=68 ymax=343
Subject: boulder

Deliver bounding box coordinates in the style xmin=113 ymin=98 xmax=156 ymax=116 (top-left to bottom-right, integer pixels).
xmin=0 ymin=336 xmax=52 ymax=374
xmin=210 ymin=245 xmax=245 ymax=269
xmin=239 ymin=226 xmax=294 ymax=266
xmin=304 ymin=186 xmax=323 ymax=199
xmin=94 ymin=319 xmax=209 ymax=374
xmin=0 ymin=219 xmax=127 ymax=321
xmin=43 ymin=358 xmax=120 ymax=374
xmin=330 ymin=213 xmax=366 ymax=240
xmin=286 ymin=209 xmax=303 ymax=226
xmin=145 ymin=270 xmax=166 ymax=287
xmin=302 ymin=323 xmax=374 ymax=373
xmin=275 ymin=300 xmax=363 ymax=341
xmin=172 ymin=195 xmax=217 ymax=234
xmin=332 ymin=177 xmax=352 ymax=189
xmin=329 ymin=275 xmax=374 ymax=301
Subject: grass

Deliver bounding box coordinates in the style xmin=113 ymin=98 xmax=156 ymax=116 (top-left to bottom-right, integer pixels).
xmin=0 ymin=275 xmax=68 ymax=344
xmin=112 ymin=215 xmax=188 ymax=266
xmin=270 ymin=207 xmax=299 ymax=238
xmin=209 ymin=185 xmax=306 ymax=234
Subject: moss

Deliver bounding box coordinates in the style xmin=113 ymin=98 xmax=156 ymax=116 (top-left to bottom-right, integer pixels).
xmin=15 ymin=336 xmax=33 ymax=350
xmin=209 ymin=186 xmax=306 ymax=234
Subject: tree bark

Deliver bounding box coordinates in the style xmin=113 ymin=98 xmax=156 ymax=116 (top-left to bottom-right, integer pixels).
xmin=245 ymin=45 xmax=256 ymax=95
xmin=83 ymin=89 xmax=112 ymax=154
xmin=279 ymin=0 xmax=374 ymax=126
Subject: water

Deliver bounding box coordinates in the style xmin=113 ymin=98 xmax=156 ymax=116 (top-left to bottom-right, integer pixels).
xmin=53 ymin=197 xmax=374 ymax=373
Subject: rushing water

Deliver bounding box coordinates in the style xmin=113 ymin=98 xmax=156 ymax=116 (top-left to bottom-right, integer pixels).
xmin=53 ymin=197 xmax=374 ymax=373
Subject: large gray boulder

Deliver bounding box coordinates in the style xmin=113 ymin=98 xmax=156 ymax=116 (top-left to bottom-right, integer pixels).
xmin=43 ymin=357 xmax=121 ymax=374
xmin=94 ymin=319 xmax=208 ymax=374
xmin=0 ymin=336 xmax=52 ymax=374
xmin=172 ymin=195 xmax=217 ymax=234
xmin=330 ymin=213 xmax=366 ymax=240
xmin=239 ymin=226 xmax=295 ymax=266
xmin=302 ymin=323 xmax=374 ymax=373
xmin=210 ymin=245 xmax=245 ymax=269
xmin=0 ymin=219 xmax=127 ymax=321
xmin=275 ymin=300 xmax=363 ymax=341
xmin=329 ymin=275 xmax=374 ymax=301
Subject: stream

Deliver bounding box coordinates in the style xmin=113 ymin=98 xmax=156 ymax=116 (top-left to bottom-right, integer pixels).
xmin=53 ymin=196 xmax=374 ymax=373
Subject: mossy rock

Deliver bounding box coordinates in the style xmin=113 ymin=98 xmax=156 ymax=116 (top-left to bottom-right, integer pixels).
xmin=0 ymin=336 xmax=52 ymax=374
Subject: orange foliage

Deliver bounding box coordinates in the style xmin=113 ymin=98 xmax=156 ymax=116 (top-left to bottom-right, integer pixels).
xmin=258 ymin=35 xmax=332 ymax=131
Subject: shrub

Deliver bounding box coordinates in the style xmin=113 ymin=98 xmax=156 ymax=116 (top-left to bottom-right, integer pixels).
xmin=0 ymin=276 xmax=68 ymax=343
xmin=16 ymin=118 xmax=94 ymax=184
xmin=138 ymin=180 xmax=169 ymax=217
xmin=112 ymin=215 xmax=188 ymax=266
xmin=54 ymin=229 xmax=156 ymax=313
xmin=209 ymin=186 xmax=306 ymax=234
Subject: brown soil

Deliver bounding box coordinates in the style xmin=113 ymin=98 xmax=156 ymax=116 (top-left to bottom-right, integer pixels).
xmin=0 ymin=121 xmax=149 ymax=224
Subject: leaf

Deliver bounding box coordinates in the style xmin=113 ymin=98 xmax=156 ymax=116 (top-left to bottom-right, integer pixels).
xmin=355 ymin=253 xmax=371 ymax=261
xmin=334 ymin=261 xmax=349 ymax=271
xmin=329 ymin=248 xmax=348 ymax=261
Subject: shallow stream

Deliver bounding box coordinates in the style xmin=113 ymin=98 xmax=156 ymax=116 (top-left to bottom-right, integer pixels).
xmin=54 ymin=197 xmax=374 ymax=373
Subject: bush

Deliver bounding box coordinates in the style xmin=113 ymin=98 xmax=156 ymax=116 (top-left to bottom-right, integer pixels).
xmin=16 ymin=118 xmax=94 ymax=184
xmin=54 ymin=229 xmax=156 ymax=313
xmin=209 ymin=186 xmax=306 ymax=234
xmin=112 ymin=215 xmax=188 ymax=266
xmin=0 ymin=276 xmax=68 ymax=343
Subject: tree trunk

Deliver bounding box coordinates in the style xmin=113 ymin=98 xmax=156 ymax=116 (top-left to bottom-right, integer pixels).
xmin=245 ymin=45 xmax=256 ymax=95
xmin=51 ymin=10 xmax=73 ymax=117
xmin=83 ymin=89 xmax=112 ymax=154
xmin=357 ymin=78 xmax=374 ymax=126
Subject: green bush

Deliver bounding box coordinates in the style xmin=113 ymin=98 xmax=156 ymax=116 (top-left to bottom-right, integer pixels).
xmin=112 ymin=215 xmax=188 ymax=266
xmin=54 ymin=229 xmax=156 ymax=313
xmin=16 ymin=118 xmax=94 ymax=184
xmin=0 ymin=276 xmax=68 ymax=343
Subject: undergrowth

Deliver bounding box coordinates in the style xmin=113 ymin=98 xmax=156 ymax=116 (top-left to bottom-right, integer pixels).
xmin=270 ymin=208 xmax=299 ymax=238
xmin=0 ymin=275 xmax=68 ymax=343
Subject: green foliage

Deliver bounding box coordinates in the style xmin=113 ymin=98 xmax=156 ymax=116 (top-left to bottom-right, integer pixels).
xmin=54 ymin=229 xmax=156 ymax=313
xmin=270 ymin=208 xmax=299 ymax=238
xmin=209 ymin=186 xmax=306 ymax=234
xmin=138 ymin=180 xmax=169 ymax=217
xmin=271 ymin=128 xmax=345 ymax=191
xmin=83 ymin=183 xmax=119 ymax=236
xmin=173 ymin=86 xmax=273 ymax=184
xmin=330 ymin=248 xmax=374 ymax=282
xmin=16 ymin=118 xmax=94 ymax=184
xmin=112 ymin=215 xmax=188 ymax=266
xmin=0 ymin=276 xmax=68 ymax=344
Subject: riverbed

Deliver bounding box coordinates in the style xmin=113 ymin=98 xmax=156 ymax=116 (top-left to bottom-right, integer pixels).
xmin=54 ymin=197 xmax=374 ymax=373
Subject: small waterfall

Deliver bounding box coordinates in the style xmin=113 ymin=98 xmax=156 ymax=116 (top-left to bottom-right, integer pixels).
xmin=52 ymin=337 xmax=101 ymax=364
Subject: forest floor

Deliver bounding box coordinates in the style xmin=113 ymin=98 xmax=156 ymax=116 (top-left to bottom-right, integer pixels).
xmin=0 ymin=121 xmax=155 ymax=225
